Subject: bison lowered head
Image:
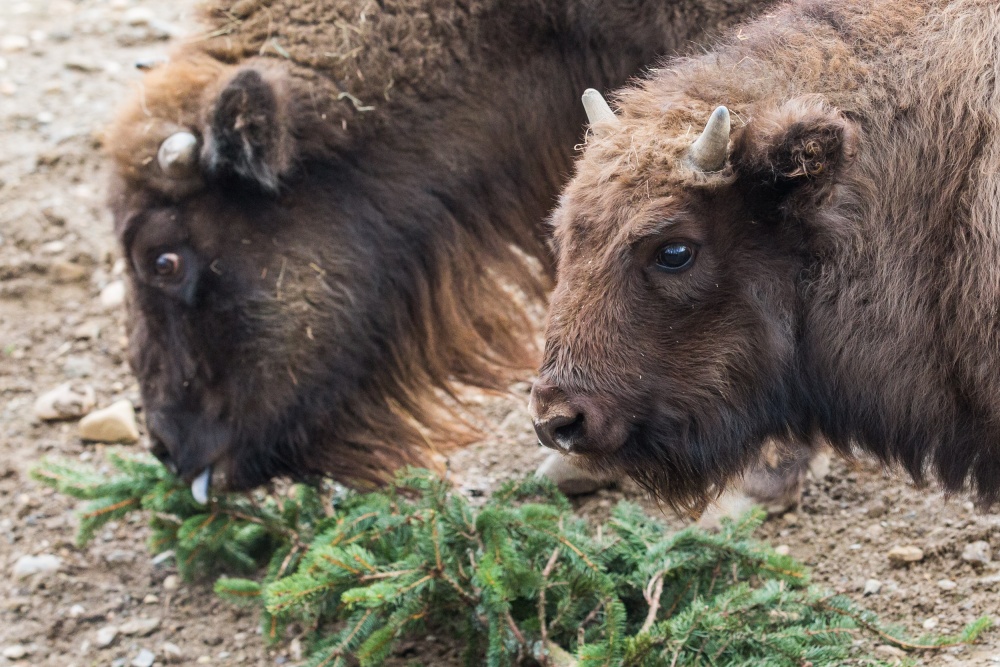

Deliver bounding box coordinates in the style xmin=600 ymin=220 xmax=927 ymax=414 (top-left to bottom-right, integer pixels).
xmin=532 ymin=91 xmax=855 ymax=510
xmin=108 ymin=56 xmax=535 ymax=500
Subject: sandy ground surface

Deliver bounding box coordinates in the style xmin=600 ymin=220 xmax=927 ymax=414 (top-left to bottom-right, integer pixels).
xmin=0 ymin=1 xmax=998 ymax=665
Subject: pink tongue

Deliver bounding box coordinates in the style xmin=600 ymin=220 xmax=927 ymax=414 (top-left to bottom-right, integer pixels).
xmin=191 ymin=466 xmax=212 ymax=505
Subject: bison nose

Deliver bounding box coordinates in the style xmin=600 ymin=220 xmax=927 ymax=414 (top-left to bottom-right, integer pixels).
xmin=530 ymin=381 xmax=586 ymax=453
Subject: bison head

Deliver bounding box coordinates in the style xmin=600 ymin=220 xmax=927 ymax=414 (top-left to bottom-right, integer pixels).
xmin=108 ymin=56 xmax=537 ymax=499
xmin=531 ymin=90 xmax=855 ymax=510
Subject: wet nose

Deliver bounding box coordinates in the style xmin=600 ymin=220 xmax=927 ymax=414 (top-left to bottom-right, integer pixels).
xmin=530 ymin=381 xmax=586 ymax=452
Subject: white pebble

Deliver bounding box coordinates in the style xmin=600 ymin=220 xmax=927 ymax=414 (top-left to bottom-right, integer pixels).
xmin=0 ymin=35 xmax=30 ymax=52
xmin=100 ymin=280 xmax=126 ymax=309
xmin=937 ymin=579 xmax=957 ymax=591
xmin=70 ymin=604 xmax=86 ymax=617
xmin=161 ymin=642 xmax=182 ymax=660
xmin=79 ymin=400 xmax=139 ymax=443
xmin=923 ymin=617 xmax=939 ymax=630
xmin=162 ymin=575 xmax=179 ymax=591
xmin=40 ymin=240 xmax=66 ymax=254
xmin=123 ymin=7 xmax=155 ymax=26
xmin=887 ymin=545 xmax=924 ymax=563
xmin=774 ymin=545 xmax=791 ymax=556
xmin=961 ymin=541 xmax=992 ymax=564
xmin=2 ymin=645 xmax=28 ymax=660
xmin=132 ymin=648 xmax=156 ymax=667
xmin=863 ymin=579 xmax=882 ymax=596
xmin=95 ymin=626 xmax=119 ymax=648
xmin=34 ymin=383 xmax=96 ymax=421
xmin=12 ymin=554 xmax=62 ymax=579
xmin=120 ymin=617 xmax=160 ymax=637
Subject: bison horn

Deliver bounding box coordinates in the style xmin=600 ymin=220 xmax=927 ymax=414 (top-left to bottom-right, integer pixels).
xmin=581 ymin=88 xmax=620 ymax=128
xmin=158 ymin=131 xmax=199 ymax=178
xmin=689 ymin=106 xmax=731 ymax=172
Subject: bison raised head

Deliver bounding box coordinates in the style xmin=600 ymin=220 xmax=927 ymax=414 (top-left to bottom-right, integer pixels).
xmin=533 ymin=0 xmax=1000 ymax=509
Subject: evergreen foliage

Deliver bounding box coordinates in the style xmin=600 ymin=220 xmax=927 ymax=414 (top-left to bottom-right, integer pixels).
xmin=33 ymin=453 xmax=990 ymax=666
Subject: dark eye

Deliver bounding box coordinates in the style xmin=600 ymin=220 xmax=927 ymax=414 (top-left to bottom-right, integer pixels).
xmin=154 ymin=252 xmax=182 ymax=277
xmin=654 ymin=242 xmax=696 ymax=273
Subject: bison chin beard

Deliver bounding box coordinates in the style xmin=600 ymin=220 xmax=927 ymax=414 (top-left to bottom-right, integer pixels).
xmin=589 ymin=401 xmax=799 ymax=516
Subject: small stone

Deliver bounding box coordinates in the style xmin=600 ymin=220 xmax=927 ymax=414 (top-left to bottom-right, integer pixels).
xmin=289 ymin=638 xmax=302 ymax=661
xmin=96 ymin=625 xmax=119 ymax=648
xmin=143 ymin=594 xmax=160 ymax=604
xmin=937 ymin=578 xmax=957 ymax=591
xmin=781 ymin=512 xmax=799 ymax=525
xmin=863 ymin=579 xmax=882 ymax=596
xmin=774 ymin=545 xmax=791 ymax=556
xmin=34 ymin=383 xmax=96 ymax=421
xmin=535 ymin=452 xmax=613 ymax=496
xmin=867 ymin=500 xmax=888 ymax=518
xmin=0 ymin=35 xmax=30 ymax=52
xmin=887 ymin=545 xmax=924 ymax=563
xmin=196 ymin=657 xmax=211 ymax=664
xmin=73 ymin=321 xmax=102 ymax=340
xmin=51 ymin=261 xmax=90 ymax=284
xmin=100 ymin=280 xmax=126 ymax=309
xmin=161 ymin=643 xmax=182 ymax=662
xmin=70 ymin=604 xmax=86 ymax=617
xmin=876 ymin=645 xmax=907 ymax=658
xmin=2 ymin=645 xmax=28 ymax=660
xmin=62 ymin=355 xmax=95 ymax=378
xmin=79 ymin=400 xmax=139 ymax=443
xmin=120 ymin=617 xmax=161 ymax=637
xmin=123 ymin=7 xmax=156 ymax=25
xmin=12 ymin=553 xmax=62 ymax=579
xmin=40 ymin=240 xmax=67 ymax=254
xmin=132 ymin=648 xmax=156 ymax=667
xmin=923 ymin=617 xmax=939 ymax=630
xmin=162 ymin=574 xmax=179 ymax=592
xmin=65 ymin=57 xmax=102 ymax=73
xmin=105 ymin=549 xmax=137 ymax=563
xmin=962 ymin=540 xmax=992 ymax=564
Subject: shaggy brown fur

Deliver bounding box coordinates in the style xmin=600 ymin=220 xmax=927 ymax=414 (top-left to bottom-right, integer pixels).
xmin=107 ymin=0 xmax=770 ymax=490
xmin=534 ymin=0 xmax=1000 ymax=510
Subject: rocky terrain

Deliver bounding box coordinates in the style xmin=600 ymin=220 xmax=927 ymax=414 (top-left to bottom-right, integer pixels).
xmin=0 ymin=1 xmax=997 ymax=665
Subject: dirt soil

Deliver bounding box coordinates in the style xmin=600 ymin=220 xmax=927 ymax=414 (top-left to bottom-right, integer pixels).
xmin=0 ymin=1 xmax=998 ymax=666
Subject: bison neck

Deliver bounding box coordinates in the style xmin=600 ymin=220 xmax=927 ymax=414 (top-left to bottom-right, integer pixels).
xmin=754 ymin=0 xmax=1000 ymax=502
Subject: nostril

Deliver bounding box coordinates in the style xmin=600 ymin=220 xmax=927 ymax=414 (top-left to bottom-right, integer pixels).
xmin=552 ymin=414 xmax=585 ymax=450
xmin=535 ymin=411 xmax=586 ymax=453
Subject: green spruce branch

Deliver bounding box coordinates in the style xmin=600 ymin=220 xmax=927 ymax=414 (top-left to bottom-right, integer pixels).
xmin=32 ymin=452 xmax=990 ymax=666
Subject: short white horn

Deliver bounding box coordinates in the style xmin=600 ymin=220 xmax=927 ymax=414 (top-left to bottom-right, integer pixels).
xmin=158 ymin=131 xmax=199 ymax=178
xmin=689 ymin=106 xmax=731 ymax=172
xmin=581 ymin=88 xmax=620 ymax=128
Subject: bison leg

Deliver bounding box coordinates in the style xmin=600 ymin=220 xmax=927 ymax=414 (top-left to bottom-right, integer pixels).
xmin=697 ymin=441 xmax=833 ymax=531
xmin=535 ymin=451 xmax=616 ymax=496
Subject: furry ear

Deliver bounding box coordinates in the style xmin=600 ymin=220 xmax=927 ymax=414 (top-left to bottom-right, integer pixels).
xmin=202 ymin=68 xmax=297 ymax=193
xmin=732 ymin=98 xmax=855 ymax=202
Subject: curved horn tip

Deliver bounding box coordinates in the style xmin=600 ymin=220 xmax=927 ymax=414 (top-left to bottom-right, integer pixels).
xmin=689 ymin=106 xmax=731 ymax=172
xmin=581 ymin=88 xmax=620 ymax=128
xmin=158 ymin=131 xmax=199 ymax=177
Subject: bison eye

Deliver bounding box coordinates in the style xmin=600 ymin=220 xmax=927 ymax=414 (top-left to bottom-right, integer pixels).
xmin=154 ymin=252 xmax=182 ymax=277
xmin=654 ymin=242 xmax=695 ymax=273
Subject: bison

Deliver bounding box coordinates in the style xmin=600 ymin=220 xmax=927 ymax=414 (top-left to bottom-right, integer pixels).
xmin=531 ymin=0 xmax=1000 ymax=510
xmin=107 ymin=0 xmax=780 ymax=500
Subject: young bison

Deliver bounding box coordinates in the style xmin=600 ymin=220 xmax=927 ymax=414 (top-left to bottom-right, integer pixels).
xmin=108 ymin=0 xmax=773 ymax=498
xmin=532 ymin=0 xmax=1000 ymax=510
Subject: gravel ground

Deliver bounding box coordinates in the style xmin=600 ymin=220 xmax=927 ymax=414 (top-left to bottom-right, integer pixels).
xmin=0 ymin=1 xmax=998 ymax=665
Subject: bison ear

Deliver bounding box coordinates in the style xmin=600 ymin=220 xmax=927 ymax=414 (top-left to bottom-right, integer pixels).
xmin=202 ymin=68 xmax=297 ymax=193
xmin=732 ymin=98 xmax=855 ymax=203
